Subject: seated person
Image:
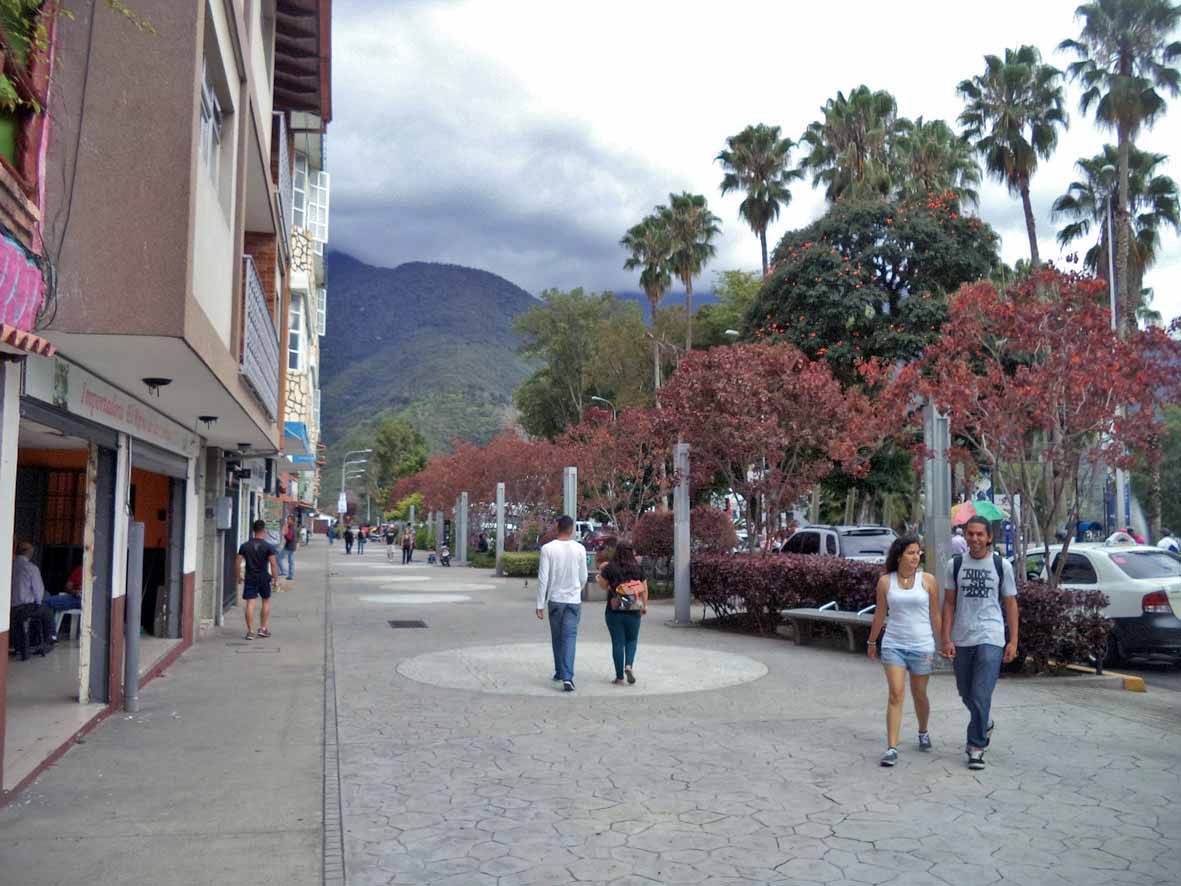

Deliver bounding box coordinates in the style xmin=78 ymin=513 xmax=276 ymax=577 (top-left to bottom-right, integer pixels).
xmin=439 ymin=544 xmax=451 ymax=566
xmin=10 ymin=541 xmax=54 ymax=657
xmin=45 ymin=561 xmax=84 ymax=640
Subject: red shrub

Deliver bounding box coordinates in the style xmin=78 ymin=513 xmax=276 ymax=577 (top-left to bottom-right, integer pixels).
xmin=1015 ymin=580 xmax=1110 ymax=673
xmin=633 ymin=508 xmax=740 ymax=561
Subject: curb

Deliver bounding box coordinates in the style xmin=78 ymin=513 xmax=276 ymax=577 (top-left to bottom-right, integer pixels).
xmin=1063 ymin=663 xmax=1146 ymax=692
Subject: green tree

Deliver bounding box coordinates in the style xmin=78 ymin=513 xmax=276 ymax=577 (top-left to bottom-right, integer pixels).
xmin=957 ymin=45 xmax=1069 ymax=266
xmin=1133 ymin=407 xmax=1181 ymax=537
xmin=890 ymin=117 xmax=982 ymax=206
xmin=621 ymin=214 xmax=672 ymax=388
xmin=1060 ymin=0 xmax=1181 ymax=331
xmin=389 ymin=492 xmax=423 ymax=522
xmin=749 ymin=197 xmax=999 ymax=384
xmin=373 ymin=415 xmax=428 ymax=491
xmin=661 ymin=192 xmax=720 ymax=352
xmin=695 ymin=270 xmax=763 ymax=348
xmin=1053 ymin=143 xmax=1180 ymax=301
xmin=800 ymin=85 xmax=902 ymax=201
xmin=716 ymin=124 xmax=803 ymax=276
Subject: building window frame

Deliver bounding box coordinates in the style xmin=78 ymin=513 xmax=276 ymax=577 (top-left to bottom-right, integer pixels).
xmin=316 ymin=286 xmax=326 ymax=336
xmin=199 ymin=57 xmax=223 ymax=187
xmin=288 ymin=293 xmax=304 ymax=372
xmin=293 ymin=153 xmax=307 ymax=230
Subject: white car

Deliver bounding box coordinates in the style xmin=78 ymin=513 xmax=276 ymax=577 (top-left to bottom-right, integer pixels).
xmin=782 ymin=525 xmax=897 ymax=565
xmin=1022 ymin=541 xmax=1181 ymax=663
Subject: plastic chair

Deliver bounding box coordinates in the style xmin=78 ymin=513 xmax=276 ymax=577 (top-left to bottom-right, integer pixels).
xmin=54 ymin=608 xmax=83 ymax=641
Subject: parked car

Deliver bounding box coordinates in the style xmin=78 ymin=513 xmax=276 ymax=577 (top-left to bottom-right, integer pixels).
xmin=782 ymin=524 xmax=897 ymax=565
xmin=1025 ymin=541 xmax=1181 ymax=664
xmin=583 ymin=527 xmax=618 ymax=552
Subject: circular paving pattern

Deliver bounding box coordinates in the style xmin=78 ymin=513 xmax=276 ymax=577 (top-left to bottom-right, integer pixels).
xmin=397 ymin=642 xmax=768 ymax=697
xmin=359 ymin=593 xmax=473 ymax=604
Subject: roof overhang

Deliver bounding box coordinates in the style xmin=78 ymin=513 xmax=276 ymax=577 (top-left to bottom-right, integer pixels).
xmin=274 ymin=0 xmax=332 ymax=128
xmin=0 ymin=324 xmax=55 ymax=357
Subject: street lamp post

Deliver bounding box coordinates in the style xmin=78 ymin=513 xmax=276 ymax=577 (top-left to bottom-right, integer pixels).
xmin=590 ymin=396 xmax=617 ymax=420
xmin=340 ymin=448 xmax=372 ymax=516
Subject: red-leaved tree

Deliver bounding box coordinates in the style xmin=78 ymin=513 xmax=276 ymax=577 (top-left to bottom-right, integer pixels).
xmin=659 ymin=342 xmax=881 ymax=550
xmin=897 ymin=267 xmax=1181 ymax=586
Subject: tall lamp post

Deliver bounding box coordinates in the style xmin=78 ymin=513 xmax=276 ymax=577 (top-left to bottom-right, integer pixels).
xmin=340 ymin=448 xmax=372 ymax=518
xmin=590 ymin=396 xmax=617 ymax=420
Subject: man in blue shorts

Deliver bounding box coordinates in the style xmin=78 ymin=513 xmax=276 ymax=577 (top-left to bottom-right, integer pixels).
xmin=236 ymin=519 xmax=281 ymax=640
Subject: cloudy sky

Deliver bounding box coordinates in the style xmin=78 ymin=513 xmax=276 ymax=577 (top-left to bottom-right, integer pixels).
xmin=330 ymin=0 xmax=1181 ymax=323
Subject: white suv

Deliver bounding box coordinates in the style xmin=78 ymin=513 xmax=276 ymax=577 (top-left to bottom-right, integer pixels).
xmin=782 ymin=525 xmax=897 ymax=565
xmin=1024 ymin=541 xmax=1181 ymax=664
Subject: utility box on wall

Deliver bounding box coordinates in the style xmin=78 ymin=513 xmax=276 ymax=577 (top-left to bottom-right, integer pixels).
xmin=215 ymin=496 xmax=233 ymax=530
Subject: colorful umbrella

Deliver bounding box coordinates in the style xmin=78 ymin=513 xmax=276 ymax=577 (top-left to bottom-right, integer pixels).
xmin=951 ymin=500 xmax=1007 ymax=525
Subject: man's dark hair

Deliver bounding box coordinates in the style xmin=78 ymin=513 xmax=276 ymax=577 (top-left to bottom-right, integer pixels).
xmin=556 ymin=515 xmax=575 ymax=534
xmin=963 ymin=515 xmax=992 ymax=536
xmin=252 ymin=519 xmax=266 ymax=534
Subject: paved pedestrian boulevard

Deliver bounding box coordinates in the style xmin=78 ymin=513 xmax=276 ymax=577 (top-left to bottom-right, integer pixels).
xmin=328 ymin=549 xmax=1181 ymax=886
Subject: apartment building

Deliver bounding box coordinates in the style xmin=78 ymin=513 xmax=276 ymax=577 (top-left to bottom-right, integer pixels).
xmin=0 ymin=0 xmax=331 ymax=797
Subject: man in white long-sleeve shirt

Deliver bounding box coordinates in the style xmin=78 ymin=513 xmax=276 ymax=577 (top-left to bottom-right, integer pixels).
xmin=535 ymin=515 xmax=588 ymax=691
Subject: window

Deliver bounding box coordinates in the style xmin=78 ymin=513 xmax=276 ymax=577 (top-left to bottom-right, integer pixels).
xmin=293 ymin=153 xmax=307 ymax=229
xmin=199 ymin=58 xmax=223 ymax=186
xmin=288 ymin=295 xmax=304 ymax=371
xmin=317 ymin=287 xmax=326 ymax=336
xmin=1052 ymin=553 xmax=1098 ymax=585
xmin=1108 ymin=551 xmax=1181 ymax=580
xmin=307 ymin=170 xmax=330 ymax=254
xmin=825 ymin=534 xmax=838 ymax=555
xmin=839 ymin=529 xmax=897 ymax=558
xmin=786 ymin=531 xmax=820 ymax=555
xmin=313 ymin=387 xmax=321 ymax=430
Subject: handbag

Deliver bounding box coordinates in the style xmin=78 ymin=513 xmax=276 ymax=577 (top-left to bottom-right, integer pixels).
xmin=610 ymin=579 xmax=645 ymax=612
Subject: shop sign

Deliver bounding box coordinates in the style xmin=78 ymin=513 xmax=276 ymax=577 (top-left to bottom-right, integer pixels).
xmin=261 ymin=494 xmax=284 ymax=547
xmin=25 ymin=355 xmax=199 ymax=457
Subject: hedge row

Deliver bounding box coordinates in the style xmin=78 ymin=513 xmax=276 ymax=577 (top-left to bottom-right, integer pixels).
xmin=690 ymin=553 xmax=1110 ymax=673
xmin=468 ymin=551 xmax=496 ymax=569
xmin=501 ymin=552 xmax=540 ymax=577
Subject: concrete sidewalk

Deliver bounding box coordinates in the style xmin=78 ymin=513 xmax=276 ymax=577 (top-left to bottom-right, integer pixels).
xmin=0 ymin=543 xmax=329 ymax=885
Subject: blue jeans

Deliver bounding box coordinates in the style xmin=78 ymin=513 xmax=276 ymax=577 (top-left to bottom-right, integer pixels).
xmin=281 ymin=548 xmax=295 ymax=579
xmin=605 ymin=610 xmax=641 ymax=679
xmin=46 ymin=593 xmax=82 ymax=614
xmin=548 ymin=602 xmax=581 ymax=682
xmin=953 ymin=643 xmax=1003 ymax=750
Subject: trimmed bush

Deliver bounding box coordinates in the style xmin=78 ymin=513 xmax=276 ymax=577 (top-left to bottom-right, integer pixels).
xmin=501 ymin=552 xmax=540 ymax=577
xmin=633 ymin=508 xmax=740 ymax=560
xmin=468 ymin=551 xmax=496 ymax=569
xmin=1016 ymin=580 xmax=1110 ymax=674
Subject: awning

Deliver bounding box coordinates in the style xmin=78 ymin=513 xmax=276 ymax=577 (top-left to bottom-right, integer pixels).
xmin=283 ymin=453 xmax=316 ymax=473
xmin=284 ymin=421 xmax=311 ymax=455
xmin=0 ymin=324 xmax=56 ymax=357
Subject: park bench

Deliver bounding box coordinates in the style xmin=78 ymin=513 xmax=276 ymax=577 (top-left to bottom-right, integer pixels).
xmin=781 ymin=601 xmax=876 ymax=652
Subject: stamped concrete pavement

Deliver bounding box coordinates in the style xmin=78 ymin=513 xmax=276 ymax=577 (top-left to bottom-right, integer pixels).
xmin=330 ymin=549 xmax=1181 ymax=886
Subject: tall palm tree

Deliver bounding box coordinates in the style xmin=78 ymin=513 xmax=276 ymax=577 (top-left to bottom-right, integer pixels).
xmin=621 ymin=214 xmax=673 ymax=389
xmin=1053 ymin=144 xmax=1180 ymax=300
xmin=716 ymin=124 xmax=803 ymax=276
xmin=661 ymin=193 xmax=720 ymax=352
xmin=1060 ymin=0 xmax=1181 ymax=331
xmin=890 ymin=117 xmax=982 ymax=206
xmin=957 ymin=45 xmax=1069 ymax=266
xmin=800 ymin=86 xmax=902 ymax=201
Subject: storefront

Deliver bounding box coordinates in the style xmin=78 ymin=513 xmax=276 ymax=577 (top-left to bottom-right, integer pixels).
xmin=1 ymin=355 xmax=200 ymax=793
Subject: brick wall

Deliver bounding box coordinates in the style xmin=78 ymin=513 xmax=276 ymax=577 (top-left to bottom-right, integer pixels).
xmin=243 ymin=231 xmax=278 ymax=315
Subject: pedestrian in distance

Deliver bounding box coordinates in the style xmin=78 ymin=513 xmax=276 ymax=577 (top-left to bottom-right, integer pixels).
xmin=597 ymin=542 xmax=648 ymax=685
xmin=281 ymin=515 xmax=298 ymax=580
xmin=950 ymin=526 xmax=968 ymax=555
xmin=327 ymin=523 xmax=335 ymax=545
xmin=384 ymin=524 xmax=397 ymax=561
xmin=357 ymin=526 xmax=367 ymax=555
xmin=867 ymin=536 xmax=941 ymax=767
xmin=1157 ymin=528 xmax=1179 ymax=554
xmin=402 ymin=526 xmax=415 ymax=564
xmin=535 ymin=515 xmax=588 ymax=692
xmin=236 ymin=519 xmax=281 ymax=640
xmin=343 ymin=525 xmax=354 ymax=554
xmin=941 ymin=515 xmax=1019 ymax=771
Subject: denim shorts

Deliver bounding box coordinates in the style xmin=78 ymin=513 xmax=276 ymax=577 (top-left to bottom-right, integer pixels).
xmin=880 ymin=646 xmax=935 ymax=675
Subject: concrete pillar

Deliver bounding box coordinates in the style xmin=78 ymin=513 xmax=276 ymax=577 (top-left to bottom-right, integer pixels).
xmin=922 ymin=402 xmax=952 ymax=588
xmin=408 ymin=504 xmax=416 ymax=527
xmin=435 ymin=509 xmax=444 ymax=554
xmin=495 ymin=482 xmax=506 ymax=576
xmin=672 ymin=442 xmax=692 ymax=625
xmin=457 ymin=492 xmax=469 ymax=565
xmin=563 ymin=466 xmax=577 ymax=519
xmin=0 ymin=360 xmax=22 ymax=684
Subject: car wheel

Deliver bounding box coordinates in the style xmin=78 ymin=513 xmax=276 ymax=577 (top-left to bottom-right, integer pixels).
xmin=1102 ymin=629 xmax=1124 ymax=669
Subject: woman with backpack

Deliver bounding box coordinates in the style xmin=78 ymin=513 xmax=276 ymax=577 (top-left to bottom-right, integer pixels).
xmin=597 ymin=543 xmax=648 ymax=685
xmin=866 ymin=535 xmax=941 ymax=767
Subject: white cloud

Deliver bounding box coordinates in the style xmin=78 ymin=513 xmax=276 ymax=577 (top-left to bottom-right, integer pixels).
xmin=332 ymin=0 xmax=1181 ymax=322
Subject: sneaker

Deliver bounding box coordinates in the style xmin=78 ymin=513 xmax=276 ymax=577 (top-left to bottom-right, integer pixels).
xmin=968 ymin=751 xmax=986 ymax=770
xmin=562 ymin=680 xmax=575 ymax=692
xmin=918 ymin=732 xmax=933 ymax=752
xmin=625 ymin=666 xmax=636 ymax=685
xmin=880 ymin=748 xmax=899 ymax=767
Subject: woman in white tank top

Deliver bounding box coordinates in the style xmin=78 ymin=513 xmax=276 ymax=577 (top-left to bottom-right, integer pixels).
xmin=867 ymin=536 xmax=942 ymax=767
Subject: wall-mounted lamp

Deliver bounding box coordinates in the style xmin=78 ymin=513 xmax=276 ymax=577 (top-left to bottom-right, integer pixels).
xmin=142 ymin=377 xmax=172 ymax=397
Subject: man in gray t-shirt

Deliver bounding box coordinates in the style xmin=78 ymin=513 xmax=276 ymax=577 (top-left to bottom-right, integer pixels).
xmin=940 ymin=516 xmax=1019 ymax=771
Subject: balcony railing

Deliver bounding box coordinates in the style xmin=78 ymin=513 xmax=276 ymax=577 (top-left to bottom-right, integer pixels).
xmin=275 ymin=113 xmax=292 ymax=246
xmin=240 ymin=255 xmax=280 ymax=420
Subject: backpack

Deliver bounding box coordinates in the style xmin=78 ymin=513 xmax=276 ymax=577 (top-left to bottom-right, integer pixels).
xmin=610 ymin=579 xmax=646 ymax=612
xmin=951 ymin=552 xmax=1005 ymax=595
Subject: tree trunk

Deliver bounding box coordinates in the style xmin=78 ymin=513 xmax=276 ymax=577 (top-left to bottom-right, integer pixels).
xmin=759 ymin=228 xmax=769 ymax=278
xmin=1020 ymin=179 xmax=1040 ymax=268
xmin=684 ymin=276 xmax=693 ymax=352
xmin=1149 ymin=438 xmax=1163 ymax=544
xmin=1116 ymin=128 xmax=1134 ymax=334
xmin=809 ymin=486 xmax=820 ymax=524
xmin=651 ymin=302 xmax=661 ymax=392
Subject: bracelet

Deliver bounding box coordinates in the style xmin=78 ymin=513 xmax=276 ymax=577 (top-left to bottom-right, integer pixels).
xmin=868 ymin=640 xmax=877 ymax=645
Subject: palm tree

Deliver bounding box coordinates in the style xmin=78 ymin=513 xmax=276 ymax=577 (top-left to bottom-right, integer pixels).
xmin=800 ymin=86 xmax=901 ymax=201
xmin=1053 ymin=144 xmax=1180 ymax=300
xmin=1060 ymin=0 xmax=1181 ymax=331
xmin=890 ymin=117 xmax=982 ymax=206
xmin=621 ymin=214 xmax=673 ymax=389
xmin=958 ymin=45 xmax=1069 ymax=266
xmin=661 ymin=193 xmax=720 ymax=352
xmin=716 ymin=124 xmax=803 ymax=276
